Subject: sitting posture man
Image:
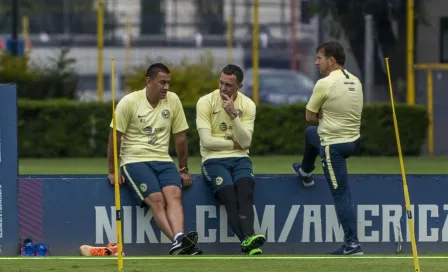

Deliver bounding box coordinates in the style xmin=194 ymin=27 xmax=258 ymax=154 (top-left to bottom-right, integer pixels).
xmin=107 ymin=63 xmax=201 ymax=255
xmin=196 ymin=64 xmax=266 ymax=255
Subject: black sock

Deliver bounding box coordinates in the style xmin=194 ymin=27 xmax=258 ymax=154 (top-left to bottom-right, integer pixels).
xmin=235 ymin=178 xmax=255 ymax=239
xmin=216 ymin=185 xmax=244 ymax=242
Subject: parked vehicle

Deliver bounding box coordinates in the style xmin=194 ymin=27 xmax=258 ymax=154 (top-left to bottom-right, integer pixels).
xmin=241 ymin=68 xmax=315 ymax=105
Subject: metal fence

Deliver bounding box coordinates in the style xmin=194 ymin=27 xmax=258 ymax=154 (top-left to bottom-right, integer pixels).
xmin=1 ymin=0 xmax=317 ymax=47
xmin=3 ymin=0 xmax=319 ymax=100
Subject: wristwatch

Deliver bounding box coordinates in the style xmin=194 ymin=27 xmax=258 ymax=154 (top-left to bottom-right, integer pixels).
xmin=179 ymin=166 xmax=189 ymax=173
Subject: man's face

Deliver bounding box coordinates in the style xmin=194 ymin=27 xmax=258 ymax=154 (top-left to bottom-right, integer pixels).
xmin=315 ymin=49 xmax=331 ymax=76
xmin=146 ymin=72 xmax=170 ymax=99
xmin=219 ymin=73 xmax=241 ymax=99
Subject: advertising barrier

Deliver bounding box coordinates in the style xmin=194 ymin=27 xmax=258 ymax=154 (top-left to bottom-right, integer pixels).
xmin=15 ymin=174 xmax=448 ymax=256
xmin=0 ymin=84 xmax=19 ymax=256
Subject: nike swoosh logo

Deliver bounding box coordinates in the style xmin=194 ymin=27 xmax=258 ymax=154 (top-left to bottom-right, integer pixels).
xmin=343 ymin=248 xmax=357 ymax=254
xmin=213 ymin=111 xmax=221 ymax=114
xmin=138 ymin=114 xmax=147 ymax=118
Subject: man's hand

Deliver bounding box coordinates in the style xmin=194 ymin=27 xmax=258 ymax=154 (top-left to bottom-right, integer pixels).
xmin=108 ymin=172 xmax=125 ymax=186
xmin=221 ymin=94 xmax=237 ymax=119
xmin=180 ymin=172 xmax=192 ymax=189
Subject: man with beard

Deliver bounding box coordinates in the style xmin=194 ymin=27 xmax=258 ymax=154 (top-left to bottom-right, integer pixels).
xmin=196 ymin=64 xmax=266 ymax=255
xmin=292 ymin=41 xmax=364 ymax=255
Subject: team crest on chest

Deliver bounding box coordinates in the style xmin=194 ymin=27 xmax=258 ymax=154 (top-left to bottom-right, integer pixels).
xmin=161 ymin=109 xmax=170 ymax=119
xmin=219 ymin=122 xmax=228 ymax=132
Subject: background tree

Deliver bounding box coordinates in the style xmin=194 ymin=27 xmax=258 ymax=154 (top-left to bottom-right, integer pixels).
xmin=311 ymin=0 xmax=429 ymax=100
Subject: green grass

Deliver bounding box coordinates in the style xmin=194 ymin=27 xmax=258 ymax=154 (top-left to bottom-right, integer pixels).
xmin=0 ymin=256 xmax=444 ymax=272
xmin=19 ymin=156 xmax=448 ymax=175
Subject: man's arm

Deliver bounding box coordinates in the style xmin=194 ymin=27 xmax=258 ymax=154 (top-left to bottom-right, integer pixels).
xmin=170 ymin=94 xmax=190 ymax=166
xmin=306 ymin=80 xmax=327 ymax=122
xmin=196 ymin=97 xmax=235 ymax=150
xmin=107 ymin=128 xmax=123 ymax=174
xmin=306 ymin=109 xmax=319 ymax=122
xmin=174 ymin=130 xmax=188 ymax=169
xmin=198 ymin=128 xmax=234 ymax=150
xmin=228 ymin=101 xmax=255 ymax=149
xmin=107 ymin=97 xmax=131 ymax=183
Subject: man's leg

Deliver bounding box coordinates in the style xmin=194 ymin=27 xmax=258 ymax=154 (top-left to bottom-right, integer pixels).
xmin=202 ymin=159 xmax=245 ymax=242
xmin=233 ymin=157 xmax=265 ymax=255
xmin=292 ymin=126 xmax=321 ymax=187
xmin=320 ymin=143 xmax=362 ymax=255
xmin=121 ymin=162 xmax=174 ymax=243
xmin=155 ymin=162 xmax=198 ymax=255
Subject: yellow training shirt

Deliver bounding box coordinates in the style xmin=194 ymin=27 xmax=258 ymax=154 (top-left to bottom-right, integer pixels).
xmin=306 ymin=69 xmax=363 ymax=146
xmin=110 ymin=88 xmax=189 ymax=166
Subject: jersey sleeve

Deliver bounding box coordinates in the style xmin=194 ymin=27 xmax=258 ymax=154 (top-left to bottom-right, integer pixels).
xmin=241 ymin=100 xmax=256 ymax=132
xmin=171 ymin=94 xmax=189 ymax=134
xmin=196 ymin=96 xmax=212 ymax=130
xmin=306 ymin=79 xmax=328 ymax=113
xmin=110 ymin=96 xmax=132 ymax=133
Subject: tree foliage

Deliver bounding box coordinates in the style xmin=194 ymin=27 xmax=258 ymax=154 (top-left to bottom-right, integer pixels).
xmin=124 ymin=52 xmax=220 ymax=104
xmin=311 ymin=0 xmax=429 ymax=99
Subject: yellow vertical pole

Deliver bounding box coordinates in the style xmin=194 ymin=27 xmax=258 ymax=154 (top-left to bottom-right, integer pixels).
xmin=227 ymin=16 xmax=233 ymax=63
xmin=427 ymin=69 xmax=434 ymax=157
xmin=125 ymin=15 xmax=131 ymax=91
xmin=407 ymin=0 xmax=415 ymax=105
xmin=22 ymin=16 xmax=29 ymax=39
xmin=22 ymin=16 xmax=29 ymax=54
xmin=97 ymin=0 xmax=104 ymax=102
xmin=252 ymin=0 xmax=259 ymax=105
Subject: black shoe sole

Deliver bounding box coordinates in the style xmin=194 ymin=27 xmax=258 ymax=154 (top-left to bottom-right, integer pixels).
xmin=185 ymin=231 xmax=199 ymax=245
xmin=169 ymin=231 xmax=199 ymax=255
xmin=251 ymin=236 xmax=266 ymax=249
xmin=242 ymin=236 xmax=266 ymax=252
xmin=291 ymin=165 xmax=314 ymax=187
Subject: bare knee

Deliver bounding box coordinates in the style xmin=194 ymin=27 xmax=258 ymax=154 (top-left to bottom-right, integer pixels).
xmin=144 ymin=193 xmax=166 ymax=211
xmin=162 ymin=185 xmax=182 ymax=205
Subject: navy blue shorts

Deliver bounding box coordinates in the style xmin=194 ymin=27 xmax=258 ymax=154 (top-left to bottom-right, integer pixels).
xmin=121 ymin=161 xmax=181 ymax=206
xmin=201 ymin=157 xmax=254 ymax=195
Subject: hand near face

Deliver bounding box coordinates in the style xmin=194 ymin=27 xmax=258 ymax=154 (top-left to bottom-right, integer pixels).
xmin=221 ymin=93 xmax=237 ymax=119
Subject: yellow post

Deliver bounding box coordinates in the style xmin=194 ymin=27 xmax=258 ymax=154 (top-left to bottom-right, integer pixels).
xmin=252 ymin=0 xmax=259 ymax=105
xmin=111 ymin=57 xmax=124 ymax=272
xmin=226 ymin=16 xmax=233 ymax=63
xmin=125 ymin=15 xmax=131 ymax=91
xmin=407 ymin=0 xmax=415 ymax=105
xmin=427 ymin=69 xmax=434 ymax=157
xmin=97 ymin=0 xmax=104 ymax=102
xmin=22 ymin=16 xmax=29 ymax=39
xmin=386 ymin=58 xmax=421 ymax=272
xmin=22 ymin=16 xmax=29 ymax=54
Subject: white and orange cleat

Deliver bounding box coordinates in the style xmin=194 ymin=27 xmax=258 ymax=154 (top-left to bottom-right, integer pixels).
xmin=80 ymin=243 xmax=125 ymax=257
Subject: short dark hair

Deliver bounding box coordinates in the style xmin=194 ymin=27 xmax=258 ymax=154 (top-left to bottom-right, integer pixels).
xmin=221 ymin=64 xmax=244 ymax=84
xmin=316 ymin=41 xmax=346 ymax=66
xmin=146 ymin=63 xmax=170 ymax=79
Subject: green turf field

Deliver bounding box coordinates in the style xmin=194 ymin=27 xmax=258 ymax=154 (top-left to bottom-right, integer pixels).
xmin=0 ymin=256 xmax=443 ymax=272
xmin=19 ymin=155 xmax=448 ymax=175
